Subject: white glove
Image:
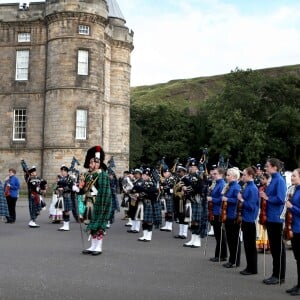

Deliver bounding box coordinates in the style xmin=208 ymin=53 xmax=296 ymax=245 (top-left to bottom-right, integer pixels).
xmin=91 ymin=185 xmax=98 ymax=196
xmin=72 ymin=185 xmax=79 ymax=193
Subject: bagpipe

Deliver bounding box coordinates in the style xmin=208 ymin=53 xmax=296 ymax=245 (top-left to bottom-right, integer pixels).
xmin=107 ymin=156 xmax=116 ymax=173
xmin=198 ymin=147 xmax=209 ymax=175
xmin=21 ymin=159 xmax=30 ymax=177
xmin=171 ymin=158 xmax=179 ymax=175
xmin=69 ymin=156 xmax=81 ymax=183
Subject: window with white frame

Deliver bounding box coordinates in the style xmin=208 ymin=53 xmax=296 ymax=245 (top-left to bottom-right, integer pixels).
xmin=15 ymin=50 xmax=29 ymax=80
xmin=78 ymin=25 xmax=90 ymax=35
xmin=18 ymin=33 xmax=31 ymax=42
xmin=77 ymin=50 xmax=89 ymax=75
xmin=13 ymin=109 xmax=27 ymax=141
xmin=76 ymin=109 xmax=87 ymax=140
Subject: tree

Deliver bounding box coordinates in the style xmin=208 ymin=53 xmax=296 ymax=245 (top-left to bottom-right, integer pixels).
xmin=205 ymin=70 xmax=300 ymax=168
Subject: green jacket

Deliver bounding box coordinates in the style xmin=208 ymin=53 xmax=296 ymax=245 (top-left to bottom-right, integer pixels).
xmin=86 ymin=170 xmax=112 ymax=233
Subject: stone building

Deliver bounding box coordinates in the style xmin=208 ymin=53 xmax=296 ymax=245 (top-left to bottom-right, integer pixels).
xmin=0 ymin=0 xmax=133 ymax=187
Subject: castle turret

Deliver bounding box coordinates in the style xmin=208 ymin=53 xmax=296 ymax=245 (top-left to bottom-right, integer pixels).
xmin=104 ymin=0 xmax=134 ymax=172
xmin=43 ymin=0 xmax=111 ymax=180
xmin=0 ymin=0 xmax=133 ymax=185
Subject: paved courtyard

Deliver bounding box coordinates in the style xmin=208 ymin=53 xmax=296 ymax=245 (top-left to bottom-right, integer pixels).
xmin=0 ymin=198 xmax=296 ymax=300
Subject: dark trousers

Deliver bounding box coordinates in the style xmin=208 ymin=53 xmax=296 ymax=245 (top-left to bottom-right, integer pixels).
xmin=6 ymin=196 xmax=17 ymax=222
xmin=71 ymin=192 xmax=79 ymax=222
xmin=266 ymin=222 xmax=286 ymax=280
xmin=291 ymin=233 xmax=300 ymax=286
xmin=200 ymin=198 xmax=208 ymax=238
xmin=241 ymin=221 xmax=257 ymax=273
xmin=211 ymin=216 xmax=227 ymax=259
xmin=225 ymin=219 xmax=241 ymax=265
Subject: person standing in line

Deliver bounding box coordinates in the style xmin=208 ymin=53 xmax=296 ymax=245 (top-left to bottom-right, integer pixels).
xmin=173 ymin=164 xmax=192 ymax=240
xmin=260 ymin=157 xmax=286 ymax=285
xmin=238 ymin=166 xmax=260 ymax=275
xmin=127 ymin=169 xmax=144 ymax=234
xmin=137 ymin=168 xmax=159 ymax=242
xmin=22 ymin=164 xmax=47 ymax=228
xmin=107 ymin=168 xmax=120 ymax=228
xmin=184 ymin=159 xmax=203 ymax=248
xmin=74 ymin=145 xmax=112 ymax=256
xmin=207 ymin=167 xmax=227 ymax=262
xmin=56 ymin=165 xmax=74 ymax=231
xmin=160 ymin=167 xmax=175 ymax=232
xmin=3 ymin=168 xmax=20 ymax=224
xmin=285 ymin=168 xmax=300 ymax=295
xmin=222 ymin=167 xmax=241 ymax=268
xmin=120 ymin=170 xmax=131 ymax=222
xmin=256 ymin=172 xmax=271 ymax=253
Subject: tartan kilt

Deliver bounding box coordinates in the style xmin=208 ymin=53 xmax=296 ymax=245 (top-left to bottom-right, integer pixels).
xmin=153 ymin=200 xmax=162 ymax=225
xmin=0 ymin=196 xmax=9 ymax=217
xmin=143 ymin=200 xmax=153 ymax=223
xmin=63 ymin=193 xmax=73 ymax=212
xmin=29 ymin=194 xmax=42 ymax=220
xmin=191 ymin=201 xmax=201 ymax=222
xmin=164 ymin=194 xmax=174 ymax=213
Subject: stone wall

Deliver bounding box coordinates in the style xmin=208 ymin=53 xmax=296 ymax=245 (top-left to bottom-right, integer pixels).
xmin=0 ymin=1 xmax=133 ymax=191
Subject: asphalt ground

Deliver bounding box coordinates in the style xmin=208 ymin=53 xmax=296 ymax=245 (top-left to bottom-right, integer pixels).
xmin=0 ymin=197 xmax=297 ymax=300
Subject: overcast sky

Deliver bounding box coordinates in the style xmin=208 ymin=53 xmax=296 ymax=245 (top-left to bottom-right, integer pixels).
xmin=1 ymin=0 xmax=300 ymax=86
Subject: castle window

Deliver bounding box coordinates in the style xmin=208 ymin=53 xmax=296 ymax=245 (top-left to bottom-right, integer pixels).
xmin=76 ymin=109 xmax=87 ymax=140
xmin=77 ymin=50 xmax=89 ymax=75
xmin=18 ymin=33 xmax=31 ymax=42
xmin=13 ymin=109 xmax=27 ymax=141
xmin=15 ymin=50 xmax=29 ymax=81
xmin=78 ymin=25 xmax=90 ymax=35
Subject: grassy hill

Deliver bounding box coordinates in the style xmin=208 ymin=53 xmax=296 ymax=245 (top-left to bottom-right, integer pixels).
xmin=131 ymin=64 xmax=300 ymax=111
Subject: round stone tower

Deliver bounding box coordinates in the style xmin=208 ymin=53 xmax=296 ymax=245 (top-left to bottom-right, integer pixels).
xmin=42 ymin=0 xmax=133 ymax=180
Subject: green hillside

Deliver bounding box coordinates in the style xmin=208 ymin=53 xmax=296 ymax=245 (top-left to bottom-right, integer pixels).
xmin=131 ymin=64 xmax=300 ymax=110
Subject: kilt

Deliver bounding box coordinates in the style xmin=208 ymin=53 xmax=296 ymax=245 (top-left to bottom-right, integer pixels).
xmin=0 ymin=181 xmax=9 ymax=216
xmin=63 ymin=193 xmax=73 ymax=212
xmin=164 ymin=194 xmax=173 ymax=213
xmin=0 ymin=195 xmax=9 ymax=217
xmin=29 ymin=194 xmax=42 ymax=220
xmin=143 ymin=200 xmax=153 ymax=223
xmin=191 ymin=200 xmax=201 ymax=222
xmin=153 ymin=200 xmax=162 ymax=226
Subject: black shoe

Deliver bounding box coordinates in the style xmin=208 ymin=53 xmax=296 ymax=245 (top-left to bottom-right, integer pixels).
xmin=240 ymin=269 xmax=257 ymax=275
xmin=91 ymin=251 xmax=102 ymax=256
xmin=263 ymin=276 xmax=284 ymax=285
xmin=223 ymin=262 xmax=234 ymax=268
xmin=286 ymin=286 xmax=299 ymax=294
xmin=180 ymin=235 xmax=187 ymax=239
xmin=82 ymin=249 xmax=93 ymax=255
xmin=291 ymin=287 xmax=300 ymax=296
xmin=127 ymin=229 xmax=138 ymax=233
xmin=174 ymin=235 xmax=182 ymax=239
xmin=210 ymin=257 xmax=227 ymax=262
xmin=210 ymin=257 xmax=219 ymax=262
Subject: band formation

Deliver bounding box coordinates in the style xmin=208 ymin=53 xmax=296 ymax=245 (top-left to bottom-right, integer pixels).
xmin=0 ymin=146 xmax=300 ymax=296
